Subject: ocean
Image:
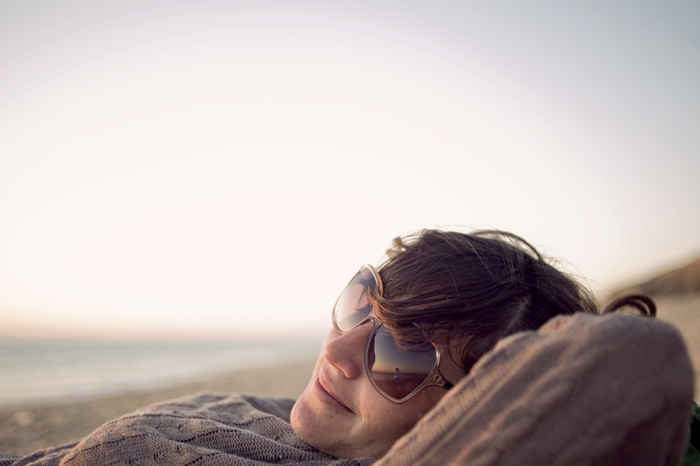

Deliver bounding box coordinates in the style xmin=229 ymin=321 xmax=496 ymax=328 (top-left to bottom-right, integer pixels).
xmin=0 ymin=337 xmax=320 ymax=408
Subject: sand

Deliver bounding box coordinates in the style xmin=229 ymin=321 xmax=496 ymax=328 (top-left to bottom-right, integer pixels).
xmin=653 ymin=293 xmax=700 ymax=398
xmin=0 ymin=359 xmax=317 ymax=456
xmin=2 ymin=293 xmax=699 ymax=457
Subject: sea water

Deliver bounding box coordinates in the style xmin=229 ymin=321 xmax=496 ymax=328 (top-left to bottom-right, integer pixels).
xmin=0 ymin=338 xmax=320 ymax=408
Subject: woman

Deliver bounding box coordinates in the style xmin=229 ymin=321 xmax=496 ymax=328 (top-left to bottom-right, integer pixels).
xmin=290 ymin=229 xmax=654 ymax=459
xmin=0 ymin=229 xmax=691 ymax=466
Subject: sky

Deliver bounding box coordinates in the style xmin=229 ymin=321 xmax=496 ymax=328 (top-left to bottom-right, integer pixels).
xmin=0 ymin=0 xmax=698 ymax=340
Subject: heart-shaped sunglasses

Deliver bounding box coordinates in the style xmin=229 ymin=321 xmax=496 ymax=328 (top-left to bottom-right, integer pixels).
xmin=332 ymin=265 xmax=454 ymax=403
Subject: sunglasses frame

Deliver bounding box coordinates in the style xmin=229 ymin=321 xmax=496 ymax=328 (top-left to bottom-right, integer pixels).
xmin=332 ymin=264 xmax=454 ymax=404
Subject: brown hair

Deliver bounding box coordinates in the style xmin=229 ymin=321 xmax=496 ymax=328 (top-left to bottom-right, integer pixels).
xmin=371 ymin=229 xmax=655 ymax=372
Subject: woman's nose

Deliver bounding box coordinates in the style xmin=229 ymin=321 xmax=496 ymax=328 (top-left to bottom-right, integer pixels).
xmin=323 ymin=320 xmax=373 ymax=380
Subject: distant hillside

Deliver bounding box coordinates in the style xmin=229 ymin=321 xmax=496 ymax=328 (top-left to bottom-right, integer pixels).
xmin=628 ymin=257 xmax=700 ymax=296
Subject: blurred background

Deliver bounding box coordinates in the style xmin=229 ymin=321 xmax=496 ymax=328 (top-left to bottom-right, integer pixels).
xmin=2 ymin=0 xmax=697 ymax=341
xmin=0 ymin=1 xmax=699 ymax=451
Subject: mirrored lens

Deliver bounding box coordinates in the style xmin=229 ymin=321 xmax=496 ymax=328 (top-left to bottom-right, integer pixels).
xmin=333 ymin=268 xmax=377 ymax=332
xmin=368 ymin=325 xmax=438 ymax=401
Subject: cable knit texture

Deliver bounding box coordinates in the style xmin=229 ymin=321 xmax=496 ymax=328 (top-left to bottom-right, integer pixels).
xmin=0 ymin=313 xmax=694 ymax=466
xmin=1 ymin=394 xmax=373 ymax=466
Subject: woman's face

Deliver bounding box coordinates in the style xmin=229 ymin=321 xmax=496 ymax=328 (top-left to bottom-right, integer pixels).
xmin=290 ymin=321 xmax=465 ymax=459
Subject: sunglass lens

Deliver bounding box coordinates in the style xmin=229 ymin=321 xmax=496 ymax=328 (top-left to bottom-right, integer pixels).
xmin=367 ymin=325 xmax=438 ymax=401
xmin=333 ymin=268 xmax=377 ymax=332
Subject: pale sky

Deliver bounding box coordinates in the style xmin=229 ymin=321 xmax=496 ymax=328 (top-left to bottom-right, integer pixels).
xmin=0 ymin=0 xmax=698 ymax=340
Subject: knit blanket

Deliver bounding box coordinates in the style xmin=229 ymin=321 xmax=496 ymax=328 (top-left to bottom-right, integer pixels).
xmin=0 ymin=313 xmax=695 ymax=466
xmin=0 ymin=393 xmax=371 ymax=466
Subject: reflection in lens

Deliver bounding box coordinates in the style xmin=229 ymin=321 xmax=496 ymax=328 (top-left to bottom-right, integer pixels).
xmin=368 ymin=325 xmax=437 ymax=400
xmin=334 ymin=268 xmax=376 ymax=332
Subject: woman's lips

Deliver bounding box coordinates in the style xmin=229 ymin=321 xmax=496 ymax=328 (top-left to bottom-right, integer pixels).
xmin=314 ymin=376 xmax=353 ymax=413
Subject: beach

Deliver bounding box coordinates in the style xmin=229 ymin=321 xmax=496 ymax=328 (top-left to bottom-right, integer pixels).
xmin=0 ymin=359 xmax=316 ymax=456
xmin=1 ymin=293 xmax=699 ymax=457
